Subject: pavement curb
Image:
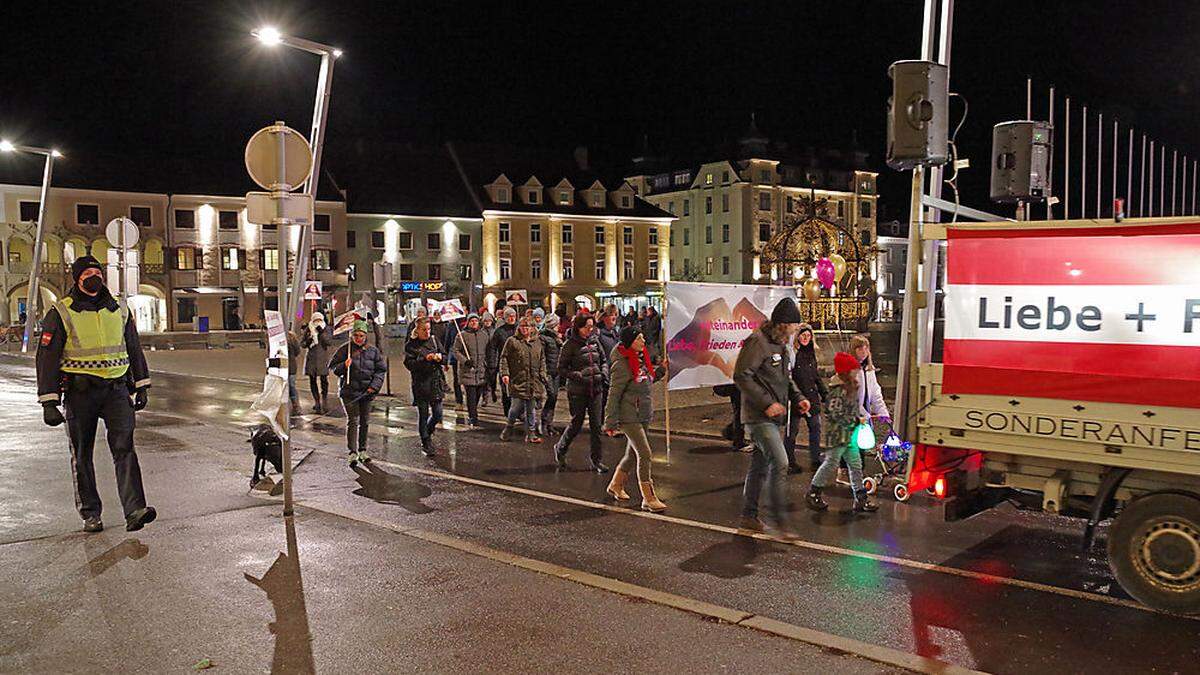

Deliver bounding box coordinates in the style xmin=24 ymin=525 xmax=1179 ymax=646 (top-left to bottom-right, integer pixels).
xmin=298 ymin=499 xmax=984 ymax=675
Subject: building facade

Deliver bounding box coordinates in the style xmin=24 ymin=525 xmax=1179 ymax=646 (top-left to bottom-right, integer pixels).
xmin=626 ymin=159 xmax=878 ymax=286
xmin=478 ymin=174 xmax=673 ymax=314
xmin=874 ymin=235 xmax=946 ymax=322
xmin=166 ymin=194 xmax=347 ymax=331
xmin=1 ymin=183 xmax=171 ymax=332
xmin=344 ymin=213 xmax=483 ymax=320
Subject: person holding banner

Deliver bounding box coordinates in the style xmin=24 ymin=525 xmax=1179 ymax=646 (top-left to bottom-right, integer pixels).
xmin=603 ymin=326 xmax=668 ymax=512
xmin=331 ymin=320 xmax=388 ymax=465
xmin=302 ymin=312 xmax=335 ymax=414
xmin=403 ymin=317 xmax=445 ymax=457
xmin=499 ymin=317 xmax=548 ymax=444
xmin=452 ymin=313 xmax=489 ymax=428
xmin=734 ymin=298 xmax=809 ymax=535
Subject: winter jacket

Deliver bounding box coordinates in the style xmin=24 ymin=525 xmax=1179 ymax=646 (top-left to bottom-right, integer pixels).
xmin=330 ymin=342 xmax=387 ymax=399
xmin=403 ymin=335 xmax=447 ymax=403
xmin=287 ymin=333 xmax=301 ymax=376
xmin=442 ymin=319 xmax=460 ymax=364
xmin=487 ymin=321 xmax=518 ymax=371
xmin=603 ymin=345 xmax=665 ymax=429
xmin=558 ymin=329 xmax=609 ymax=398
xmin=823 ymin=375 xmax=870 ymax=448
xmin=500 ymin=336 xmax=547 ymax=400
xmin=452 ymin=327 xmax=490 ymax=387
xmin=302 ymin=325 xmax=336 ymax=377
xmin=430 ymin=321 xmax=452 ymax=356
xmin=538 ymin=327 xmax=563 ymax=379
xmin=860 ymin=362 xmax=891 ymax=419
xmin=595 ymin=325 xmax=620 ymax=365
xmin=642 ymin=310 xmax=662 ymax=347
xmin=790 ymin=343 xmax=828 ymax=409
xmin=733 ymin=323 xmax=802 ymax=426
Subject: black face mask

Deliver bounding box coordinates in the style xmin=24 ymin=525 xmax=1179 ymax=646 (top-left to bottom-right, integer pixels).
xmin=81 ymin=276 xmax=105 ymax=295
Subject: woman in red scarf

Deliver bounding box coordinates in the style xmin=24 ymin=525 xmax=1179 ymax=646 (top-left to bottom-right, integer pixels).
xmin=602 ymin=326 xmax=668 ymax=511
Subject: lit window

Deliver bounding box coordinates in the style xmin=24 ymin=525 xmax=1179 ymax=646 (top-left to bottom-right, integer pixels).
xmin=705 ymin=173 xmax=713 ymax=185
xmin=176 ymin=247 xmax=198 ymax=270
xmin=260 ymin=248 xmax=278 ymax=271
xmin=706 ymin=257 xmax=714 ymax=275
xmin=311 ymin=249 xmax=333 ymax=271
xmin=221 ymin=247 xmax=241 ymax=270
xmin=562 ymin=259 xmax=574 ymax=280
xmin=460 ymin=264 xmax=472 ymax=280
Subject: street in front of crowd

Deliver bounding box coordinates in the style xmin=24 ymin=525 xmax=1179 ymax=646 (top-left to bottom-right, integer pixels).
xmin=2 ymin=356 xmax=1197 ymax=674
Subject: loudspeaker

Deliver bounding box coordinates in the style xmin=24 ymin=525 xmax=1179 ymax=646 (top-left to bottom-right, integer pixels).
xmin=990 ymin=121 xmax=1053 ymax=203
xmin=886 ymin=60 xmax=949 ymax=170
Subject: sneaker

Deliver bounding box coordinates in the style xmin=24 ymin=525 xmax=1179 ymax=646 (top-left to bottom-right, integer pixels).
xmin=853 ymin=492 xmax=879 ymax=513
xmin=805 ymin=488 xmax=829 ymax=512
xmin=421 ymin=438 xmax=435 ymax=458
xmin=357 ymin=450 xmax=371 ymax=464
xmin=348 ymin=451 xmax=359 ymax=467
xmin=125 ymin=506 xmax=157 ymax=532
xmin=83 ymin=517 xmax=104 ymax=533
xmin=527 ymin=434 xmax=544 ymax=444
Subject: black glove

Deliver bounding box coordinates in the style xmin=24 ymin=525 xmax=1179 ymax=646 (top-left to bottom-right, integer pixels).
xmin=133 ymin=388 xmax=148 ymax=411
xmin=42 ymin=403 xmax=65 ymax=427
xmin=464 ymin=359 xmax=474 ymax=369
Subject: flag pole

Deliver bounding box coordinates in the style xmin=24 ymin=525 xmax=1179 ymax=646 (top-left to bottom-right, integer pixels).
xmin=662 ymin=282 xmax=671 ymax=462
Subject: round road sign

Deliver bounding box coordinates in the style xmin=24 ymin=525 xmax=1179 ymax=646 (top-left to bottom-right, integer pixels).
xmin=244 ymin=123 xmax=313 ymax=192
xmin=105 ymin=217 xmax=139 ymax=248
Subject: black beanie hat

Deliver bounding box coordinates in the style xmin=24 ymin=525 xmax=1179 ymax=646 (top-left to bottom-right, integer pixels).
xmin=71 ymin=255 xmax=103 ymax=280
xmin=620 ymin=325 xmax=641 ymax=348
xmin=770 ymin=297 xmax=803 ymax=324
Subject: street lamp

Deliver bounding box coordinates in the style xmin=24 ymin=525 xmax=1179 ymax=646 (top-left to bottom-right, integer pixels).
xmin=252 ymin=25 xmax=341 ymax=331
xmin=1 ymin=140 xmax=62 ymax=352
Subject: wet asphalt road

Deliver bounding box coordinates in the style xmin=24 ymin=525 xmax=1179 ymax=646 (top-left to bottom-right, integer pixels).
xmin=2 ymin=355 xmax=1198 ymax=673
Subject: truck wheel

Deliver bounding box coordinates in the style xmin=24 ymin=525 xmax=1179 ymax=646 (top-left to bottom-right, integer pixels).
xmin=1107 ymin=492 xmax=1200 ymax=614
xmin=894 ymin=484 xmax=910 ymax=502
xmin=863 ymin=477 xmax=878 ymax=495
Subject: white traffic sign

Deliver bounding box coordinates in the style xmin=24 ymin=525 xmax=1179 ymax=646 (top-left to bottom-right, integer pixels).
xmin=303 ymin=281 xmax=323 ymax=301
xmin=106 ymin=248 xmax=140 ymax=295
xmin=246 ymin=191 xmax=313 ymax=225
xmin=244 ymin=123 xmax=313 ymax=191
xmin=105 ymin=217 xmax=139 ymax=248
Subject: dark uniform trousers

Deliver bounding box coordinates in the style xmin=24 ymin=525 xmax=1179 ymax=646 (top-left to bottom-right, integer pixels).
xmin=64 ymin=377 xmax=146 ymax=520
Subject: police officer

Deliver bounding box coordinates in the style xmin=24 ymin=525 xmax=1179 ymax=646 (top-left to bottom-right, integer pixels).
xmin=36 ymin=255 xmax=156 ymax=533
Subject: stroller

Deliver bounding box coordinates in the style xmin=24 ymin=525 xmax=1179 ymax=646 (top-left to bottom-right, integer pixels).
xmin=836 ymin=416 xmax=914 ymax=501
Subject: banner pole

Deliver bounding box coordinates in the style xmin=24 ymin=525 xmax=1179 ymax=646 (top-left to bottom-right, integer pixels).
xmin=663 ymin=284 xmax=671 ymax=462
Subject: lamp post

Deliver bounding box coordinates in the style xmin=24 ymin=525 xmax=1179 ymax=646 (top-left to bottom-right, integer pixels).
xmin=1 ymin=140 xmax=63 ymax=353
xmin=253 ymin=26 xmax=340 ymax=331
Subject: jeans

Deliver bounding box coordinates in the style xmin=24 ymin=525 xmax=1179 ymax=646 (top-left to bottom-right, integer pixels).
xmin=464 ymin=385 xmax=483 ymax=425
xmin=812 ymin=439 xmax=865 ymax=495
xmin=417 ymin=399 xmax=444 ymax=442
xmin=343 ymin=395 xmax=373 ymax=452
xmin=287 ymin=375 xmax=299 ymax=405
xmin=557 ymin=393 xmax=604 ymax=462
xmin=785 ymin=411 xmax=823 ymax=467
xmin=616 ymin=423 xmax=654 ymax=482
xmin=742 ymin=421 xmax=790 ymax=522
xmin=506 ymin=397 xmax=537 ymax=434
xmin=541 ymin=375 xmax=560 ymax=433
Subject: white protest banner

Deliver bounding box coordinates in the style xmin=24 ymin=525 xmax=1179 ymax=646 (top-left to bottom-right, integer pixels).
xmin=664 ymin=281 xmax=799 ymax=391
xmin=303 ymin=280 xmax=323 ymax=301
xmin=506 ymin=289 xmax=529 ymax=306
xmin=430 ymin=298 xmax=467 ymax=321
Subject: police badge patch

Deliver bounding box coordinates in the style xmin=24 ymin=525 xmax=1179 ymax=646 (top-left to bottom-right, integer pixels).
xmin=40 ymin=331 xmax=52 ymax=346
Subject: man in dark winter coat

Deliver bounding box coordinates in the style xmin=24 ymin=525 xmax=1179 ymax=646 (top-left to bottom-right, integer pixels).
xmin=642 ymin=305 xmax=662 ymax=358
xmin=330 ymin=320 xmax=387 ymax=465
xmin=487 ymin=307 xmax=519 ymax=415
xmin=595 ymin=310 xmax=620 ymax=360
xmin=735 ymin=298 xmax=808 ymax=536
xmin=403 ymin=316 xmax=446 ymax=456
xmin=553 ymin=314 xmax=610 ymax=472
xmin=538 ymin=313 xmax=563 ymax=435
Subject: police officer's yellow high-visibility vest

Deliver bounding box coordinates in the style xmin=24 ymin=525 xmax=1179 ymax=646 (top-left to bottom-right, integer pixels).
xmin=55 ymin=297 xmax=130 ymax=380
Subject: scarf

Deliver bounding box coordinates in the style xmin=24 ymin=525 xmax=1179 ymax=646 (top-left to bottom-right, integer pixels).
xmin=616 ymin=344 xmax=653 ymax=382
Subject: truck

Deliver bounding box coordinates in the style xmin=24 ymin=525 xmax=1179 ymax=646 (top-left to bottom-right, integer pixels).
xmin=896 ymin=215 xmax=1200 ymax=614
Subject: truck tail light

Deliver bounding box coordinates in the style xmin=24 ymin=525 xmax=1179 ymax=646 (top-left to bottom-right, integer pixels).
xmin=934 ymin=476 xmax=948 ymax=499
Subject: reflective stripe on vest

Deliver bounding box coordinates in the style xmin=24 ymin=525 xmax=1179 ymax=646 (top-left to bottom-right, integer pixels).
xmin=56 ymin=297 xmax=131 ymax=380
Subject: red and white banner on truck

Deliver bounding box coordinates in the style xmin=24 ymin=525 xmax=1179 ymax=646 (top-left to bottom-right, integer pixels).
xmin=943 ymin=223 xmax=1200 ymax=409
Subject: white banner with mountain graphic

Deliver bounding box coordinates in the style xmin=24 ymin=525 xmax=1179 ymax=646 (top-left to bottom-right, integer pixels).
xmin=664 ymin=281 xmax=800 ymax=391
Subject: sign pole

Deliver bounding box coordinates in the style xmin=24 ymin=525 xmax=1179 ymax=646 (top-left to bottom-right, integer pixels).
xmin=662 ymin=285 xmax=671 ymax=462
xmin=273 ymin=121 xmax=294 ymax=518
xmin=21 ymin=152 xmax=55 ymax=353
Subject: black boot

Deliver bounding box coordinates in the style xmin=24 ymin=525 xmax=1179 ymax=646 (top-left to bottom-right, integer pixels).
xmin=853 ymin=490 xmax=879 ymax=513
xmin=421 ymin=437 xmax=435 ymax=458
xmin=499 ymin=424 xmax=513 ymax=441
xmin=125 ymin=506 xmax=157 ymax=532
xmin=553 ymin=443 xmax=568 ymax=468
xmin=588 ymin=459 xmax=610 ymax=474
xmin=805 ymin=487 xmax=828 ymax=512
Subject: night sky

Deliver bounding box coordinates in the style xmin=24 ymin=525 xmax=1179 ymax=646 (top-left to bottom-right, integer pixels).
xmin=4 ymin=1 xmax=1199 ymax=219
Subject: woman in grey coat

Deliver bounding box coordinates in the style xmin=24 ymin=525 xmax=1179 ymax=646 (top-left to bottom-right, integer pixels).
xmin=452 ymin=313 xmax=490 ymax=427
xmin=603 ymin=326 xmax=668 ymax=512
xmin=302 ymin=312 xmax=336 ymax=414
xmin=499 ymin=317 xmax=548 ymax=444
